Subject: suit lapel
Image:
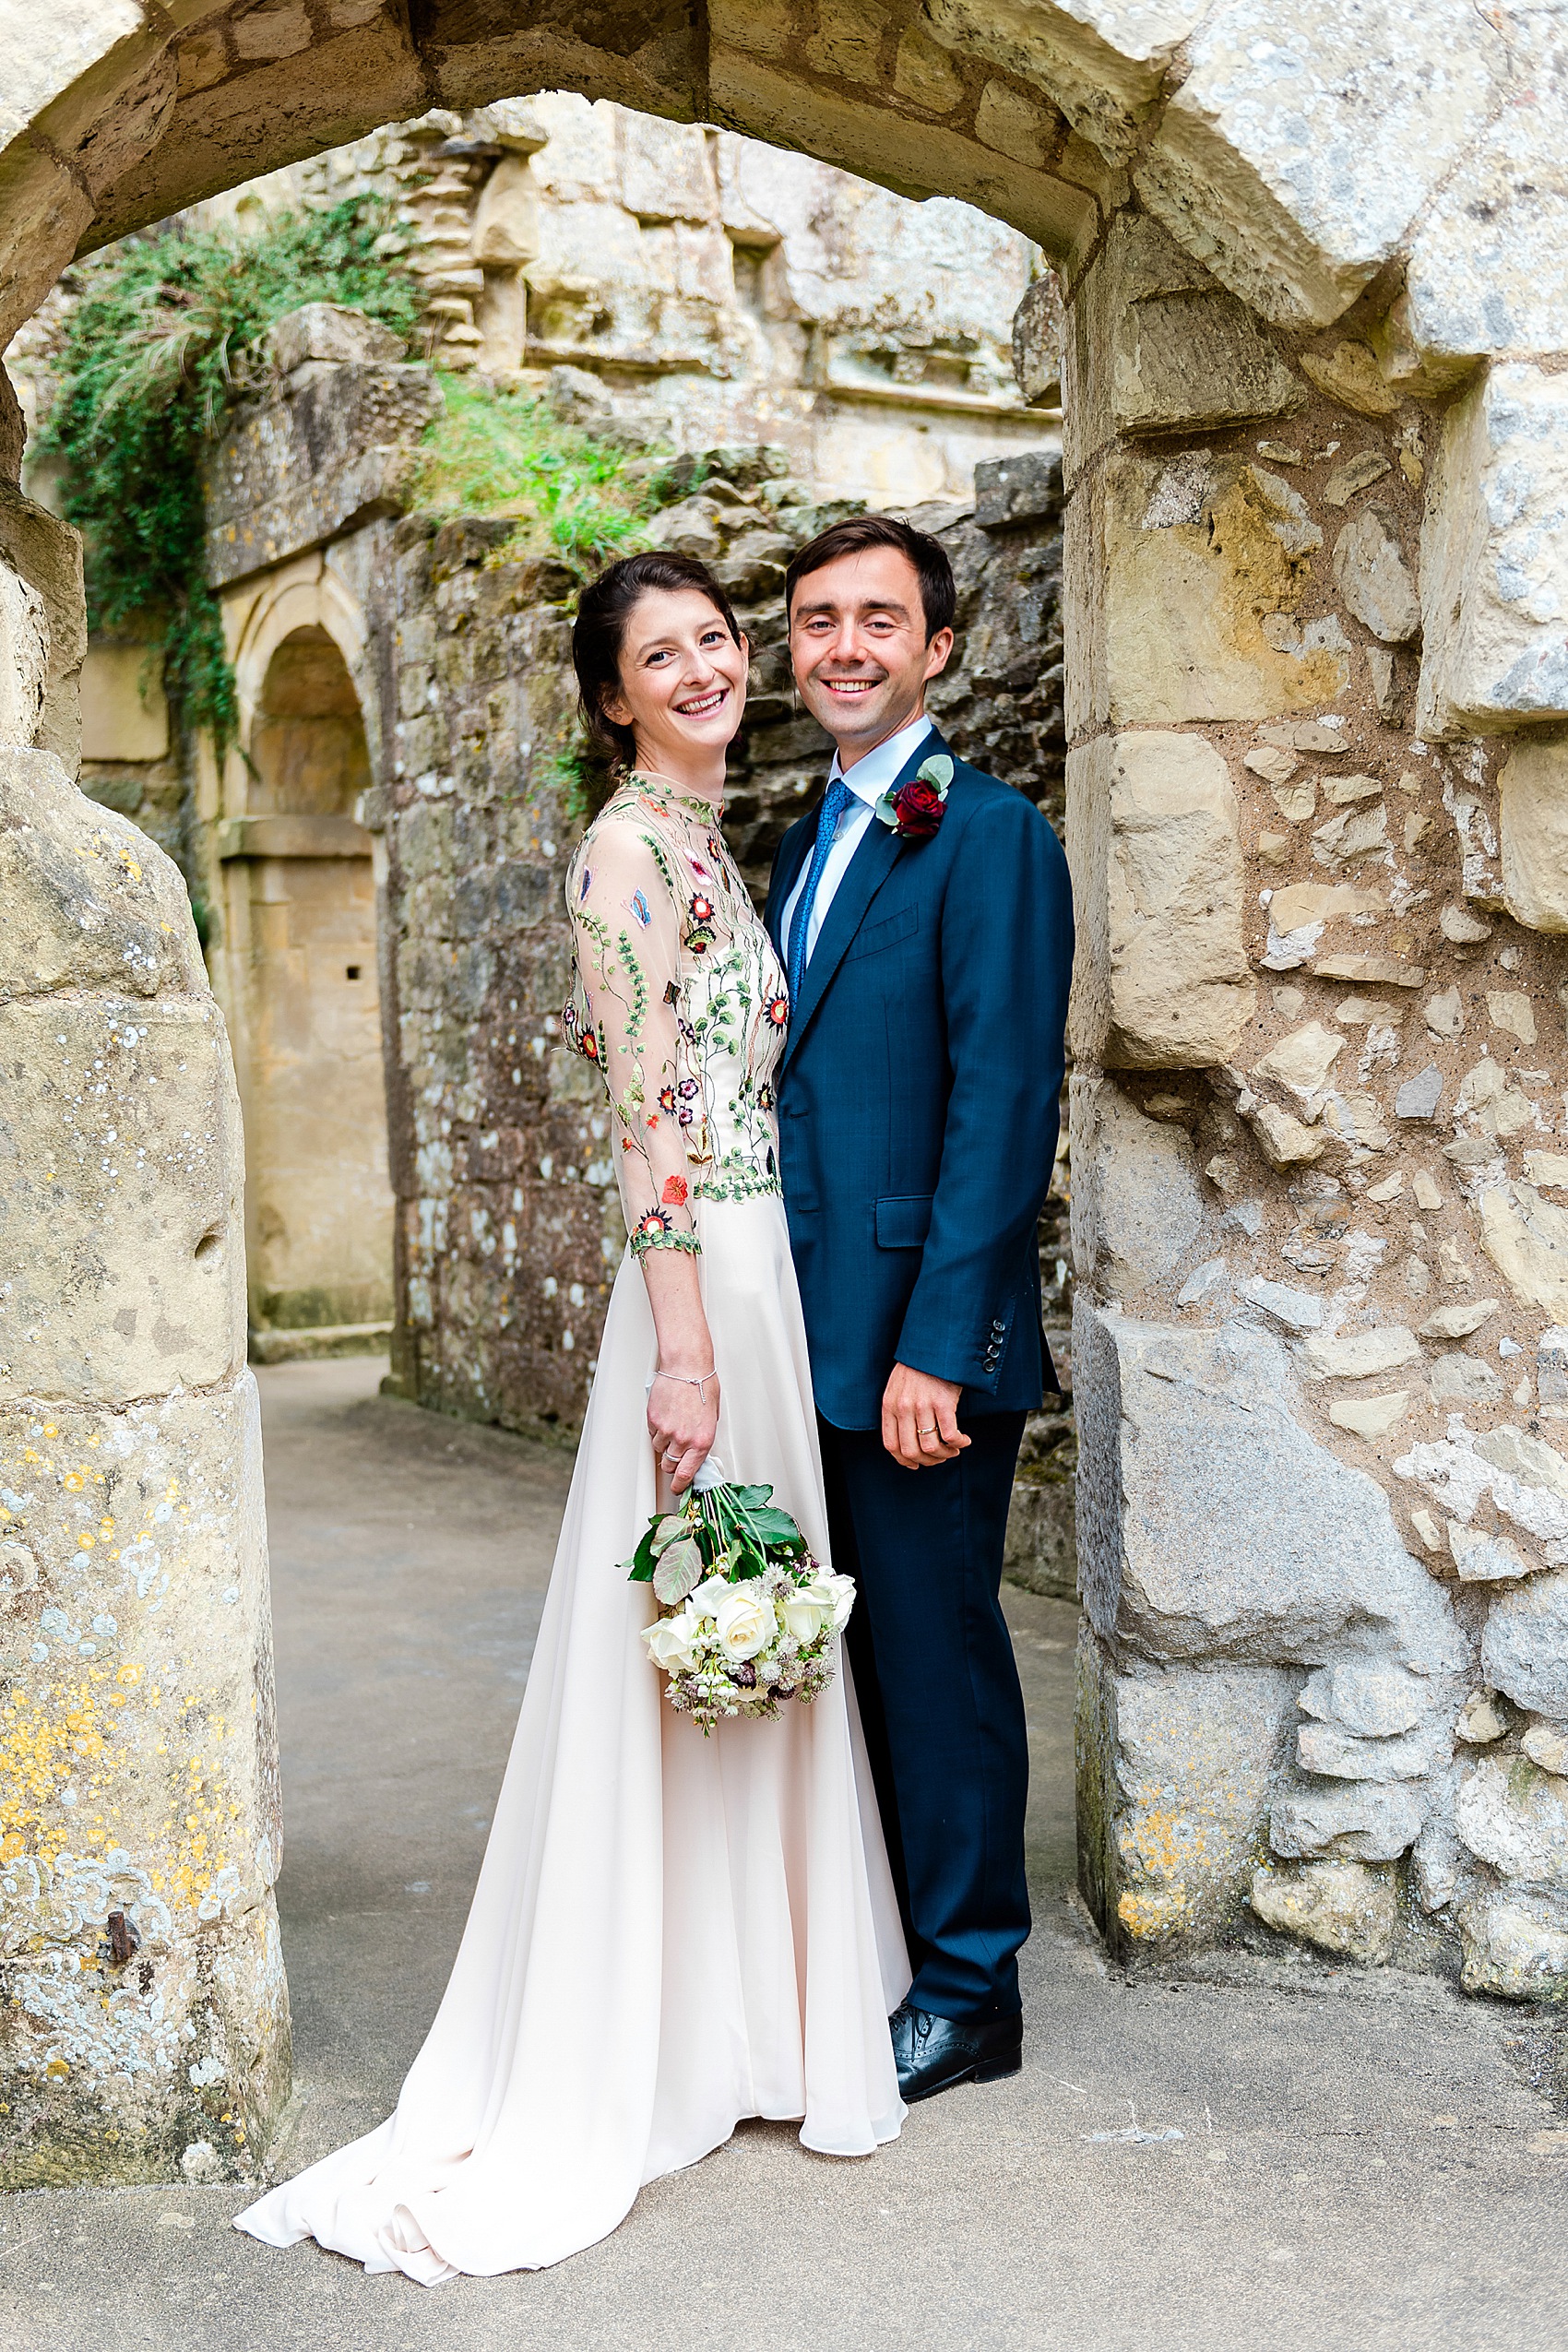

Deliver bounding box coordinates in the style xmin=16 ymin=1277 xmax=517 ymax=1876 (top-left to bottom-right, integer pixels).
xmin=766 ymin=811 xmax=815 ymax=966
xmin=784 ymin=815 xmax=905 ymax=1061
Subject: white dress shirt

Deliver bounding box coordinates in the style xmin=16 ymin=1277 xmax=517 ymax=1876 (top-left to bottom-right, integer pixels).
xmin=778 ymin=713 xmax=934 ymax=970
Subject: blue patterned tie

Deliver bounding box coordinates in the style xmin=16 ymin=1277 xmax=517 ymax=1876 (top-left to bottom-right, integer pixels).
xmin=788 ymin=776 xmax=851 ymax=1006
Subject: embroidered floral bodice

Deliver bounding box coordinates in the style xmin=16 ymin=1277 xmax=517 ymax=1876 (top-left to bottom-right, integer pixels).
xmin=564 ymin=774 xmax=789 ymax=1257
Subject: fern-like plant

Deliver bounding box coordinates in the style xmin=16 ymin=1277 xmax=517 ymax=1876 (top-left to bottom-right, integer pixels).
xmin=42 ymin=197 xmax=421 ymax=752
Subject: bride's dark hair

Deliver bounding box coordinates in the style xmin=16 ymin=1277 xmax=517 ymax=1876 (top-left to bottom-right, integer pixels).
xmin=572 ymin=551 xmax=743 ymax=775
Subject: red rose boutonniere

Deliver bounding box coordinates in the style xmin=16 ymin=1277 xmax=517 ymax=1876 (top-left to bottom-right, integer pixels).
xmin=873 ymin=752 xmax=953 ymax=841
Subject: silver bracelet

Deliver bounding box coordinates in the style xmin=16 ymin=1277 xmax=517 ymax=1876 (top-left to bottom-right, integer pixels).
xmin=648 ymin=1367 xmax=717 ymax=1404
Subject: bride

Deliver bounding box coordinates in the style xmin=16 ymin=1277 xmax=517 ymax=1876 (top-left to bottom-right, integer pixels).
xmin=234 ymin=549 xmax=909 ymax=2281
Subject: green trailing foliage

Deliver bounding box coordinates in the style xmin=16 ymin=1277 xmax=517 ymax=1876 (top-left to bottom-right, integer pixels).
xmin=406 ymin=373 xmax=680 ymax=571
xmin=42 ymin=196 xmax=421 ymax=753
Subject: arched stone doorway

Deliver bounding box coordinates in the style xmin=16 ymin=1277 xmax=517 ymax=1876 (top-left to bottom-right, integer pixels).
xmin=220 ymin=624 xmax=394 ymax=1358
xmin=3 ymin=0 xmax=1566 ymax=2186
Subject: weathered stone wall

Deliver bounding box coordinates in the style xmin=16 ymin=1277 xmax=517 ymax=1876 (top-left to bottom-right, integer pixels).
xmin=1062 ymin=207 xmax=1568 ymax=2000
xmin=95 ymin=91 xmax=1060 ymax=512
xmin=0 ymin=739 xmax=289 ymax=2187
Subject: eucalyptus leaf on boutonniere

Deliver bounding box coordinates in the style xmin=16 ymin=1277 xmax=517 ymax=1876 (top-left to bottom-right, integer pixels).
xmin=873 ymin=751 xmax=953 ymax=841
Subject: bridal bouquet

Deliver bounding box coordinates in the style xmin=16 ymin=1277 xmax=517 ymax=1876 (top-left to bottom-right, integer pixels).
xmin=624 ymin=1471 xmax=855 ymax=1734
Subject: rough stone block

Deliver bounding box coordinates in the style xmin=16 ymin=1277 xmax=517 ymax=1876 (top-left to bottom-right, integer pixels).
xmin=1069 ymin=1073 xmax=1205 ymax=1300
xmin=0 ymin=0 xmax=142 ymax=150
xmin=1011 ymin=270 xmax=1063 ymax=407
xmin=1296 ymin=1717 xmax=1444 ymax=1783
xmin=921 ymin=0 xmax=1202 ymax=165
xmin=0 ymin=128 xmax=93 ymax=352
xmin=1455 ymin=1755 xmax=1568 ymax=1889
xmin=0 ymin=485 xmax=85 ymax=767
xmin=0 ymin=558 xmax=48 ymax=746
xmin=0 ymin=364 xmax=22 ymax=485
xmin=1063 ymin=213 xmax=1300 ymax=476
xmin=1249 ymin=1859 xmax=1396 ymax=1962
xmin=0 ymin=745 xmax=205 ymax=1004
xmin=1457 ymin=1889 xmax=1568 ymax=2002
xmin=1299 ymin=1660 xmax=1433 ymax=1738
xmin=0 ymin=1372 xmax=289 ymax=2186
xmin=1418 ymin=363 xmax=1568 ymax=735
xmin=1269 ymin=1784 xmax=1424 ymax=1863
xmin=1098 ymin=452 xmax=1350 ymax=722
xmin=266 ymin=303 xmax=406 ymax=374
xmin=1405 ymin=47 xmax=1568 ymax=366
xmin=1135 ymin=0 xmax=1504 ymax=329
xmin=205 ymin=365 xmax=440 ymax=588
xmin=1074 ymin=1303 xmax=1463 ymax=1674
xmin=0 ymin=994 xmax=245 ymax=1406
xmin=1480 ymin=1567 xmax=1568 ymax=1718
xmin=1479 ymin=1182 xmax=1568 ymax=1321
xmin=1066 ymin=730 xmax=1254 ymax=1069
xmin=1497 ymin=738 xmax=1568 ymax=935
xmin=1332 ymin=504 xmax=1420 ymax=645
xmin=1075 ymin=1622 xmax=1296 ymax=1951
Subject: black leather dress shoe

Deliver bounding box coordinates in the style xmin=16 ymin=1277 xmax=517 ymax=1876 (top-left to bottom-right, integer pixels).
xmin=890 ymin=2002 xmax=1023 ymax=2103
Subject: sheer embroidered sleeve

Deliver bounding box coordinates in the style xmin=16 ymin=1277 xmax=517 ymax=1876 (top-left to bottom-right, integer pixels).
xmin=565 ymin=814 xmax=699 ymax=1259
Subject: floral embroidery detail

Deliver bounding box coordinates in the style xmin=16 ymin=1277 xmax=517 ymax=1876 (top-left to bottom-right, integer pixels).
xmin=685 ymin=893 xmax=718 ymax=956
xmin=564 ymin=770 xmax=786 ymax=1261
xmin=873 ymin=750 xmax=953 ymax=841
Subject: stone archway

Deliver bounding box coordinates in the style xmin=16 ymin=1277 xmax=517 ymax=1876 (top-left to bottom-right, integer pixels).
xmin=220 ymin=619 xmax=394 ymax=1357
xmin=3 ymin=2 xmax=1567 ymax=2184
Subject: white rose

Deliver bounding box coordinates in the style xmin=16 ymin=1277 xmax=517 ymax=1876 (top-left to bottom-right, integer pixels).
xmin=645 ymin=1611 xmax=699 ymax=1672
xmin=690 ymin=1574 xmax=731 ymax=1621
xmin=814 ymin=1571 xmax=857 ymax=1632
xmin=780 ymin=1589 xmax=829 ymax=1645
xmin=715 ymin=1586 xmax=777 ymax=1661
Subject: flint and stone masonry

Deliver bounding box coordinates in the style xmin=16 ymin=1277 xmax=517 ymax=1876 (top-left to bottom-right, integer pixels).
xmin=2 ymin=0 xmax=1567 ymax=2184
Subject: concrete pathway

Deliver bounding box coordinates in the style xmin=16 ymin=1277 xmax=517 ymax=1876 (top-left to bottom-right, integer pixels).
xmin=2 ymin=1359 xmax=1565 ymax=2352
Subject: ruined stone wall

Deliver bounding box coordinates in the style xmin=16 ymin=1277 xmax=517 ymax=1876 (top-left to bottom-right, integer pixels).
xmin=1063 ymin=211 xmax=1568 ymax=2000
xmin=170 ymin=92 xmax=1059 ymax=509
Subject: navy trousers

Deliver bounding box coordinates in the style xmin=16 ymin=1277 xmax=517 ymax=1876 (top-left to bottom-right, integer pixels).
xmin=818 ymin=1410 xmax=1030 ymax=2022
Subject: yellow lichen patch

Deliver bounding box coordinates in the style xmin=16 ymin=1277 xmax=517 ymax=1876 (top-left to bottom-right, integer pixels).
xmin=1117 ymin=1887 xmax=1190 ymax=1938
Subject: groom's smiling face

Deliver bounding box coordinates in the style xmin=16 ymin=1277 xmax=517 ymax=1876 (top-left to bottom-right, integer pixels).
xmin=788 ymin=547 xmax=954 ymax=771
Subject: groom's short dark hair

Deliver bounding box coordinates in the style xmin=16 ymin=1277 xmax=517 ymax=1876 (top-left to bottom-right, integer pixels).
xmin=785 ymin=516 xmax=956 ymax=642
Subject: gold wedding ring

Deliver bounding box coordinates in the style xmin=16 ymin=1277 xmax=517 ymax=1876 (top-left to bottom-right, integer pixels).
xmin=917 ymin=1424 xmax=939 ymax=1436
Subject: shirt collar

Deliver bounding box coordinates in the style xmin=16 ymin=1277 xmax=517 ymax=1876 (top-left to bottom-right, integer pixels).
xmin=829 ymin=713 xmax=935 ymax=808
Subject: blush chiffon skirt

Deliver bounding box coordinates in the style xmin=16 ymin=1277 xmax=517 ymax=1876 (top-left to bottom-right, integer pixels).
xmin=234 ymin=1195 xmax=909 ymax=2281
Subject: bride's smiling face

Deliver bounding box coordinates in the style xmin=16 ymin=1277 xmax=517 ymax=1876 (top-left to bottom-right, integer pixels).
xmin=602 ymin=588 xmax=749 ymax=775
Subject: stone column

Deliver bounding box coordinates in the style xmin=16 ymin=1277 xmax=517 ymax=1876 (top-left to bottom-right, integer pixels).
xmin=0 ymin=449 xmax=289 ymax=2186
xmin=1064 ymin=212 xmax=1568 ymax=1996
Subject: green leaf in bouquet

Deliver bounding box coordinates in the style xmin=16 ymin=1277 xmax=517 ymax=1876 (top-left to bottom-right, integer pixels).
xmin=728 ymin=1484 xmax=775 ymax=1511
xmin=652 ymin=1536 xmax=705 ymax=1606
xmin=623 ymin=1521 xmax=660 ymax=1583
xmin=729 ymin=1540 xmax=766 ymax=1582
xmin=649 ymin=1515 xmax=690 ymax=1555
xmin=744 ymin=1506 xmax=808 ymax=1549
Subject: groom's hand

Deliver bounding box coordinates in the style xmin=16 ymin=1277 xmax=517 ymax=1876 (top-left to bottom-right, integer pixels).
xmin=882 ymin=1364 xmax=969 ymax=1470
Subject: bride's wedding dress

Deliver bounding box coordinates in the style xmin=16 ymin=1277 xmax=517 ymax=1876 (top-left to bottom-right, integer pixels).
xmin=235 ymin=775 xmax=908 ymax=2281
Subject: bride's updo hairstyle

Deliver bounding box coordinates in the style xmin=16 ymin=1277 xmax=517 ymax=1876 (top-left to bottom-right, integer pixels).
xmin=573 ymin=551 xmax=743 ymax=774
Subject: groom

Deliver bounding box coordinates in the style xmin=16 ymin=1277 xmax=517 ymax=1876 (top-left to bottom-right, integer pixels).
xmin=766 ymin=515 xmax=1073 ymax=2104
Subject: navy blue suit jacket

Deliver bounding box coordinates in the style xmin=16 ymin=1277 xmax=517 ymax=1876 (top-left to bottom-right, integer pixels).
xmin=765 ymin=729 xmax=1074 ymax=1431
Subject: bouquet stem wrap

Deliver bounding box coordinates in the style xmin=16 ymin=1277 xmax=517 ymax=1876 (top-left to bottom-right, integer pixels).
xmin=624 ymin=1476 xmax=856 ymax=1734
